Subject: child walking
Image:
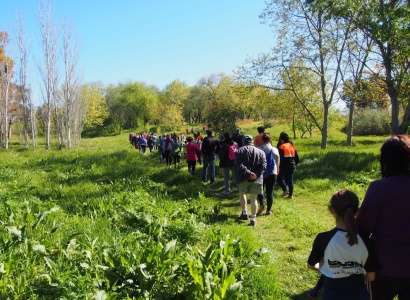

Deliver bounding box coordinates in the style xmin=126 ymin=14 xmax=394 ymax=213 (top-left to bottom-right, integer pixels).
xmin=307 ymin=189 xmax=375 ymax=300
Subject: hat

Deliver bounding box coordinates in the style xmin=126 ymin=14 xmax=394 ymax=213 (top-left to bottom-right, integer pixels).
xmin=243 ymin=134 xmax=253 ymax=144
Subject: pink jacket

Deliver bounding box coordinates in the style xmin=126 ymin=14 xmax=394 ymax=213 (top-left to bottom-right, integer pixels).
xmin=186 ymin=142 xmax=200 ymax=161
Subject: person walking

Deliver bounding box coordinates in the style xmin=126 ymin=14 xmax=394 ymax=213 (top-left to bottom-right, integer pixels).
xmin=171 ymin=136 xmax=183 ymax=168
xmin=257 ymin=133 xmax=279 ymax=216
xmin=307 ymin=189 xmax=375 ymax=300
xmin=218 ymin=132 xmax=238 ymax=195
xmin=164 ymin=134 xmax=173 ymax=168
xmin=235 ymin=135 xmax=266 ymax=227
xmin=201 ymin=129 xmax=220 ymax=184
xmin=277 ymin=132 xmax=299 ymax=199
xmin=185 ymin=136 xmax=200 ymax=175
xmin=232 ymin=128 xmax=244 ymax=148
xmin=139 ymin=134 xmax=147 ymax=154
xmin=254 ymin=126 xmax=265 ymax=147
xmin=357 ymin=135 xmax=410 ymax=300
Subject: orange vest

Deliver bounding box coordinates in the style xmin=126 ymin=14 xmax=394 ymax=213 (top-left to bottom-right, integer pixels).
xmin=280 ymin=143 xmax=296 ymax=157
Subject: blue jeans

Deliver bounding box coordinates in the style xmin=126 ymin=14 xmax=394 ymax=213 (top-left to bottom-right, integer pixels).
xmin=223 ymin=166 xmax=235 ymax=192
xmin=277 ymin=167 xmax=295 ymax=196
xmin=202 ymin=154 xmax=216 ymax=182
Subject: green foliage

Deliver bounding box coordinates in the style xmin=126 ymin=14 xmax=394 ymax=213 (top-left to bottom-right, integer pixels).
xmin=205 ymin=102 xmax=238 ymax=138
xmin=351 ymin=109 xmax=391 ymax=136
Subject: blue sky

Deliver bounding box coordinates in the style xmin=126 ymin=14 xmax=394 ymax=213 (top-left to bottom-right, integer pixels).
xmin=1 ymin=1 xmax=274 ymax=93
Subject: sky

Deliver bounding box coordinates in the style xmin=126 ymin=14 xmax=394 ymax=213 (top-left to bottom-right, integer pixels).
xmin=1 ymin=0 xmax=275 ymax=99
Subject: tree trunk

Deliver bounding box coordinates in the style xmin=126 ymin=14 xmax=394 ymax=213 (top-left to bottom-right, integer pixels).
xmin=347 ymin=101 xmax=354 ymax=146
xmin=321 ymin=103 xmax=329 ymax=149
xmin=399 ymin=96 xmax=410 ymax=134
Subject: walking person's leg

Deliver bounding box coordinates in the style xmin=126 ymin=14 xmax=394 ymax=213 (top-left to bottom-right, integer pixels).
xmin=202 ymin=156 xmax=210 ymax=182
xmin=265 ymin=174 xmax=276 ymax=214
xmin=277 ymin=171 xmax=288 ymax=196
xmin=284 ymin=168 xmax=295 ymax=198
xmin=210 ymin=155 xmax=216 ymax=184
xmin=223 ymin=168 xmax=231 ymax=194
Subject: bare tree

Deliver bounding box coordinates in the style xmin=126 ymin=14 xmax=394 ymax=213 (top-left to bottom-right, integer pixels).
xmin=0 ymin=32 xmax=14 ymax=149
xmin=62 ymin=20 xmax=80 ymax=149
xmin=38 ymin=0 xmax=59 ymax=150
xmin=339 ymin=31 xmax=373 ymax=146
xmin=30 ymin=99 xmax=37 ymax=147
xmin=15 ymin=13 xmax=32 ymax=150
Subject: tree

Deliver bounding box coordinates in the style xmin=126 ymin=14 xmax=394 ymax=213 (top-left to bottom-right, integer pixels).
xmin=62 ymin=20 xmax=80 ymax=149
xmin=105 ymin=82 xmax=159 ymax=132
xmin=199 ymin=74 xmax=240 ymax=136
xmin=238 ymin=0 xmax=349 ymax=148
xmin=315 ymin=0 xmax=410 ymax=133
xmin=16 ymin=14 xmax=32 ymax=150
xmin=159 ymin=80 xmax=188 ymax=130
xmin=81 ymin=83 xmax=109 ymax=128
xmin=338 ymin=30 xmax=373 ymax=145
xmin=38 ymin=0 xmax=59 ymax=150
xmin=0 ymin=31 xmax=14 ymax=149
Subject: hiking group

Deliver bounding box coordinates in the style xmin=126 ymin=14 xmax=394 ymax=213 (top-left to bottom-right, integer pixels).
xmin=130 ymin=126 xmax=299 ymax=227
xmin=129 ymin=128 xmax=410 ymax=300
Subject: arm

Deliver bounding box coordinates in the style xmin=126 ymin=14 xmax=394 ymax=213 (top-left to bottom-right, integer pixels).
xmin=307 ymin=263 xmax=319 ymax=271
xmin=365 ymin=272 xmax=375 ymax=282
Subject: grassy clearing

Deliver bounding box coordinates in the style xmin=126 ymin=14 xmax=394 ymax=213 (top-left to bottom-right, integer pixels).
xmin=0 ymin=123 xmax=388 ymax=299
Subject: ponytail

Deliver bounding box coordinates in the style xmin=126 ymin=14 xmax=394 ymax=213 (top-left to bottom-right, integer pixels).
xmin=330 ymin=190 xmax=359 ymax=246
xmin=344 ymin=205 xmax=358 ymax=246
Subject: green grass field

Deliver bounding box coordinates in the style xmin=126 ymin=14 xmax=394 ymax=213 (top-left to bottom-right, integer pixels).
xmin=0 ymin=121 xmax=388 ymax=299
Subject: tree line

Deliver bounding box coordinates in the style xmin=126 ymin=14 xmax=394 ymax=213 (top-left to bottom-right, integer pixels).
xmin=1 ymin=0 xmax=407 ymax=151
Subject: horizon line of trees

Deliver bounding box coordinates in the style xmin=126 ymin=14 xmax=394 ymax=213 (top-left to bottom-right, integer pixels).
xmin=2 ymin=0 xmax=408 ymax=151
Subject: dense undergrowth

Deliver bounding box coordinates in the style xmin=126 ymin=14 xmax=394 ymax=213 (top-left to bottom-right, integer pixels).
xmin=0 ymin=124 xmax=388 ymax=299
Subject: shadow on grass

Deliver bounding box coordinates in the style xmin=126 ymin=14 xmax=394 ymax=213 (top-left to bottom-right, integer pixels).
xmin=297 ymin=151 xmax=379 ymax=182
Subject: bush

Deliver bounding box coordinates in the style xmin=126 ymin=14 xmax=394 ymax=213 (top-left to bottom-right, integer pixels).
xmin=353 ymin=109 xmax=390 ymax=136
xmin=263 ymin=119 xmax=274 ymax=129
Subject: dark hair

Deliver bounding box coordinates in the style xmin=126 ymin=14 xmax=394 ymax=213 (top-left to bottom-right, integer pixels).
xmin=380 ymin=135 xmax=410 ymax=178
xmin=223 ymin=132 xmax=230 ymax=139
xmin=257 ymin=126 xmax=265 ymax=134
xmin=261 ymin=133 xmax=272 ymax=144
xmin=330 ymin=189 xmax=359 ymax=246
xmin=206 ymin=129 xmax=212 ymax=136
xmin=279 ymin=132 xmax=290 ymax=143
xmin=186 ymin=136 xmax=193 ymax=142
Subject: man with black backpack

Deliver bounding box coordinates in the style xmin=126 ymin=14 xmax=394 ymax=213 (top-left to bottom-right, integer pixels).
xmin=201 ymin=129 xmax=220 ymax=184
xmin=218 ymin=132 xmax=238 ymax=195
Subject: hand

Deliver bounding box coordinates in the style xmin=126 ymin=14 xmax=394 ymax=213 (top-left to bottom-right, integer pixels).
xmin=249 ymin=172 xmax=257 ymax=180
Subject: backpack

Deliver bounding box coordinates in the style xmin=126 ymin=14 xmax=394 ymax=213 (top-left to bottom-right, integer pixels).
xmin=228 ymin=144 xmax=237 ymax=160
xmin=263 ymin=149 xmax=276 ymax=178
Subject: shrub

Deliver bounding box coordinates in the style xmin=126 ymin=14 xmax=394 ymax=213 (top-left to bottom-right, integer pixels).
xmin=263 ymin=119 xmax=274 ymax=130
xmin=353 ymin=109 xmax=391 ymax=136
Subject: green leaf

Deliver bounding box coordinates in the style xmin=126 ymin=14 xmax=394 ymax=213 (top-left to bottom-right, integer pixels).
xmin=94 ymin=290 xmax=107 ymax=300
xmin=44 ymin=257 xmax=57 ymax=270
xmin=6 ymin=226 xmax=22 ymax=240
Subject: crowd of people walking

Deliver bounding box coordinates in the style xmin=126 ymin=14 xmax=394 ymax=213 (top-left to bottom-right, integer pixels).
xmin=128 ymin=127 xmax=410 ymax=300
xmin=128 ymin=126 xmax=300 ymax=227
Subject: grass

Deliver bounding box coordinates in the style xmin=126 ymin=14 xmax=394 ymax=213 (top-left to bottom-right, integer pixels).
xmin=0 ymin=120 xmax=389 ymax=299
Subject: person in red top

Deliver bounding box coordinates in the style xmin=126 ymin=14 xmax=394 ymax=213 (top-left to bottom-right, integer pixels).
xmin=277 ymin=132 xmax=299 ymax=199
xmin=254 ymin=126 xmax=265 ymax=147
xmin=185 ymin=136 xmax=201 ymax=175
